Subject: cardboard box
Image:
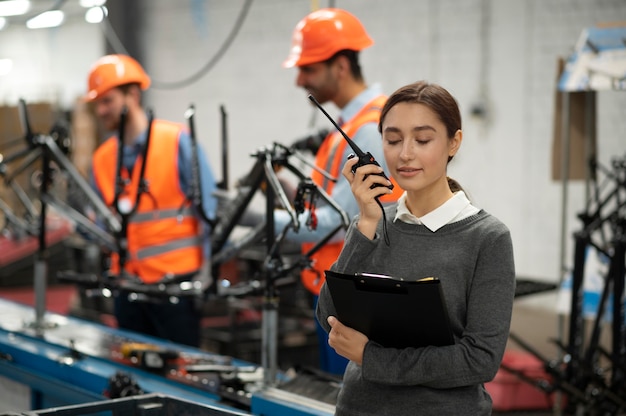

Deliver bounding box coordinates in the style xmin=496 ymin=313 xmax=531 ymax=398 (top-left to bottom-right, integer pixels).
xmin=551 ymin=58 xmax=597 ymax=182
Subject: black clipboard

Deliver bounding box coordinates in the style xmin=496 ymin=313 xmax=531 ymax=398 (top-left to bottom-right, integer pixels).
xmin=324 ymin=270 xmax=454 ymax=349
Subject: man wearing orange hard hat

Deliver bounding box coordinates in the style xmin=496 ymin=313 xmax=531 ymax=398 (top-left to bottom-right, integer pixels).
xmin=278 ymin=8 xmax=402 ymax=375
xmin=86 ymin=54 xmax=218 ymax=347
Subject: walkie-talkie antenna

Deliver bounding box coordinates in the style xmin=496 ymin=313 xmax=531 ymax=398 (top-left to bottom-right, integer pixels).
xmin=307 ymin=93 xmax=393 ymax=191
xmin=307 ymin=94 xmax=366 ymax=158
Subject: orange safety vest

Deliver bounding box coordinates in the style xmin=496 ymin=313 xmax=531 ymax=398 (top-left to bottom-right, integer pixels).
xmin=92 ymin=120 xmax=203 ymax=283
xmin=301 ymin=95 xmax=403 ymax=295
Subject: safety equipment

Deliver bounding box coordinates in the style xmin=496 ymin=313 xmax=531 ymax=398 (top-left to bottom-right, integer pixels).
xmin=283 ymin=8 xmax=373 ymax=68
xmin=86 ymin=54 xmax=151 ymax=101
xmin=92 ymin=120 xmax=203 ymax=283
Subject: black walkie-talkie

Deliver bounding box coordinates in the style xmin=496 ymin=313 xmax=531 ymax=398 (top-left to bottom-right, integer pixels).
xmin=307 ymin=94 xmax=393 ymax=191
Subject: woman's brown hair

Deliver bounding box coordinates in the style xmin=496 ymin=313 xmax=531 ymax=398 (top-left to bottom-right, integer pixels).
xmin=378 ymin=81 xmax=465 ymax=193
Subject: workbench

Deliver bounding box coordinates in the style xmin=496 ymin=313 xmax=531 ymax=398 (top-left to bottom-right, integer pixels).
xmin=0 ymin=298 xmax=335 ymax=416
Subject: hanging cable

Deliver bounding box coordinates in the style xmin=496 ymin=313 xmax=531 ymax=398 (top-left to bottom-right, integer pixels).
xmin=150 ymin=0 xmax=254 ymax=90
xmin=97 ymin=6 xmax=130 ymax=56
xmin=97 ymin=0 xmax=254 ymax=90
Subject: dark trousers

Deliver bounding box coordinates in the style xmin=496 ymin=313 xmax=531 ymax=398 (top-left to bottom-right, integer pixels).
xmin=114 ymin=294 xmax=201 ymax=347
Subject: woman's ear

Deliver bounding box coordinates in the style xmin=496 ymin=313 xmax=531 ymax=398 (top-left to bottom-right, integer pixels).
xmin=449 ymin=129 xmax=463 ymax=157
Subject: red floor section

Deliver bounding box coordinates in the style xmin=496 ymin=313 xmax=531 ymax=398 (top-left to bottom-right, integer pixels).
xmin=0 ymin=218 xmax=73 ymax=268
xmin=0 ymin=284 xmax=77 ymax=315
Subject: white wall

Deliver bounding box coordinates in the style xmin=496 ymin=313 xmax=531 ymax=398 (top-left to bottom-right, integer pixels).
xmin=1 ymin=0 xmax=625 ymax=300
xmin=0 ymin=17 xmax=103 ymax=108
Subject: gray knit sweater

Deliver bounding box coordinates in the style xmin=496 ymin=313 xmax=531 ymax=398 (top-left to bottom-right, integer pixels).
xmin=316 ymin=206 xmax=516 ymax=416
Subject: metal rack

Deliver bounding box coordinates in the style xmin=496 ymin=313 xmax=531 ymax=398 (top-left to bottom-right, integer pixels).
xmin=506 ymin=25 xmax=626 ymax=416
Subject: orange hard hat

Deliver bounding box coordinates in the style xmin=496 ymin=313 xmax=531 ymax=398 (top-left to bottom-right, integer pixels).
xmin=86 ymin=54 xmax=151 ymax=101
xmin=283 ymin=8 xmax=373 ymax=68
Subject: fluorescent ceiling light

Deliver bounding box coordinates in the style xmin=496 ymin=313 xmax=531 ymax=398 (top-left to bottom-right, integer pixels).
xmin=0 ymin=0 xmax=30 ymax=17
xmin=0 ymin=17 xmax=7 ymax=30
xmin=0 ymin=59 xmax=13 ymax=76
xmin=85 ymin=6 xmax=106 ymax=23
xmin=79 ymin=0 xmax=106 ymax=7
xmin=26 ymin=10 xmax=64 ymax=29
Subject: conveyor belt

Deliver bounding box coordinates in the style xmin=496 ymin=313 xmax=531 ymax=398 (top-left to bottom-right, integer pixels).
xmin=0 ymin=299 xmax=250 ymax=406
xmin=0 ymin=298 xmax=335 ymax=415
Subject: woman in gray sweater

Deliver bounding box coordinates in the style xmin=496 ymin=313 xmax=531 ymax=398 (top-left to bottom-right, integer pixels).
xmin=316 ymin=81 xmax=516 ymax=415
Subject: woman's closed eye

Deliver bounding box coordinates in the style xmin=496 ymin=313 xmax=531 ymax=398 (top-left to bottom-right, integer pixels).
xmin=384 ymin=137 xmax=431 ymax=146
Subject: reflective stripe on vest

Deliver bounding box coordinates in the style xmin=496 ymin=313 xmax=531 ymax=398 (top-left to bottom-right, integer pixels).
xmin=130 ymin=206 xmax=194 ymax=223
xmin=136 ymin=235 xmax=203 ymax=260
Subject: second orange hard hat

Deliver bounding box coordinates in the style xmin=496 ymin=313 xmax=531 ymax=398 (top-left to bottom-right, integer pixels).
xmin=86 ymin=54 xmax=151 ymax=101
xmin=283 ymin=8 xmax=373 ymax=68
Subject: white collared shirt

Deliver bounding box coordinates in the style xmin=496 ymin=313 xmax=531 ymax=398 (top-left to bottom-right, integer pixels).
xmin=393 ymin=191 xmax=480 ymax=232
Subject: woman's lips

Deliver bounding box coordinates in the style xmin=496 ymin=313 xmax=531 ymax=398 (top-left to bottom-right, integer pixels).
xmin=396 ymin=167 xmax=421 ymax=177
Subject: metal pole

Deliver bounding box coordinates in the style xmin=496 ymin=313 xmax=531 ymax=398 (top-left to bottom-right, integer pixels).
xmin=262 ymin=170 xmax=279 ymax=386
xmin=555 ymin=91 xmax=571 ymax=416
xmin=261 ymin=295 xmax=279 ymax=387
xmin=31 ymin=139 xmax=54 ymax=334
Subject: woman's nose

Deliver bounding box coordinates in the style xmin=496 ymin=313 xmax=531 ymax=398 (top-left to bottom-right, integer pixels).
xmin=399 ymin=141 xmax=415 ymax=161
